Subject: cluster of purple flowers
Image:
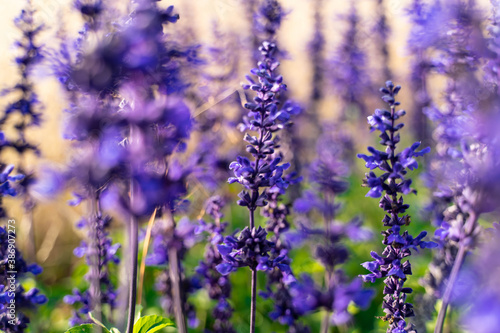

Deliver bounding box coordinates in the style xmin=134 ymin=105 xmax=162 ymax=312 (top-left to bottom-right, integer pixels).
xmin=0 ymin=226 xmax=47 ymax=332
xmin=0 ymin=164 xmax=24 ymax=218
xmin=410 ymin=2 xmax=500 ymax=331
xmin=0 ymin=4 xmax=46 ymax=331
xmin=0 ymin=4 xmax=44 ymax=158
xmin=195 ymin=196 xmax=235 ymax=333
xmin=64 ymin=212 xmax=120 ymax=326
xmin=0 ymin=1 xmax=46 ymax=265
xmin=329 ymin=3 xmax=371 ymax=118
xmin=290 ymin=123 xmax=373 ymax=332
xmin=358 ymin=81 xmax=436 ymax=333
xmin=461 ymin=223 xmax=500 ymax=333
xmin=50 ymin=1 xmax=199 ymax=331
xmin=218 ymin=23 xmax=301 ymax=328
xmin=259 ymin=180 xmax=307 ymax=333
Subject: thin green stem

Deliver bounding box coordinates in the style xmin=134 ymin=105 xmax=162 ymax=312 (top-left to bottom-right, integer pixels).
xmin=166 ymin=210 xmax=188 ymax=333
xmin=250 ymin=268 xmax=257 ymax=333
xmin=126 ymin=125 xmax=139 ymax=333
xmin=125 ymin=214 xmax=138 ymax=333
xmin=249 ymin=207 xmax=257 ymax=333
xmin=89 ymin=195 xmax=102 ymax=332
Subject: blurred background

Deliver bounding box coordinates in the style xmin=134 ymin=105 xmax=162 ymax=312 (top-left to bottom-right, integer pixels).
xmin=0 ymin=0 xmax=495 ymax=332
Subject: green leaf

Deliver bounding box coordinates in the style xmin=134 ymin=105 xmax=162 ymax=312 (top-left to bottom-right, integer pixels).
xmin=110 ymin=329 xmax=121 ymax=333
xmin=65 ymin=324 xmax=99 ymax=333
xmin=133 ymin=315 xmax=175 ymax=333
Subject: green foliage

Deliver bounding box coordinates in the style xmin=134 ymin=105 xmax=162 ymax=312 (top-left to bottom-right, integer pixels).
xmin=65 ymin=315 xmax=174 ymax=333
xmin=133 ymin=315 xmax=175 ymax=333
xmin=64 ymin=324 xmax=109 ymax=333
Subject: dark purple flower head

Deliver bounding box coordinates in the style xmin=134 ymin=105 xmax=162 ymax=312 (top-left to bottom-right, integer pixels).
xmin=216 ymin=226 xmax=289 ymax=276
xmin=1 ymin=7 xmax=44 ymax=126
xmin=70 ymin=1 xmax=196 ymax=94
xmin=256 ymin=0 xmax=286 ymax=40
xmin=307 ymin=0 xmax=326 ymax=105
xmin=0 ymin=164 xmax=24 ymax=198
xmin=74 ymin=0 xmax=104 ymax=30
xmin=373 ymin=0 xmax=392 ymax=81
xmin=308 ymin=123 xmax=353 ymax=195
xmin=230 ymin=41 xmax=299 ymax=209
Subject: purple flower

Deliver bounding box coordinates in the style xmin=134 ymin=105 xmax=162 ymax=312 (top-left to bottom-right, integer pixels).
xmin=459 ymin=224 xmax=500 ymax=333
xmin=290 ymin=273 xmax=374 ymax=325
xmin=329 ymin=3 xmax=371 ymax=117
xmin=0 ymin=226 xmax=47 ymax=331
xmin=222 ymin=42 xmax=301 ymax=333
xmin=64 ymin=213 xmax=120 ymax=326
xmin=358 ymin=82 xmax=434 ymax=332
xmin=0 ymin=3 xmax=45 ymax=217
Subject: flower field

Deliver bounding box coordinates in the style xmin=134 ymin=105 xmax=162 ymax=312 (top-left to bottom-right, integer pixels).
xmin=1 ymin=0 xmax=500 ymax=332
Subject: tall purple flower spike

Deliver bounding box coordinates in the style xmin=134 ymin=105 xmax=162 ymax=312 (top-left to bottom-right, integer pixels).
xmin=358 ymin=81 xmax=436 ymax=333
xmin=53 ymin=1 xmax=199 ymax=331
xmin=220 ymin=40 xmax=300 ymax=333
xmin=329 ymin=3 xmax=371 ymax=119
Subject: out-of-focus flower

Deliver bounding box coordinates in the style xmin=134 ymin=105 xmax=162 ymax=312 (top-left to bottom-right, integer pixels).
xmin=64 ymin=213 xmax=120 ymax=326
xmin=374 ymin=0 xmax=392 ymax=81
xmin=288 ymin=122 xmax=372 ymax=329
xmin=460 ymin=224 xmax=500 ymax=333
xmin=415 ymin=4 xmax=498 ymax=330
xmin=290 ymin=274 xmax=373 ymax=326
xmin=0 ymin=226 xmax=47 ymax=331
xmin=195 ymin=196 xmax=235 ymax=333
xmin=405 ymin=0 xmax=435 ymax=147
xmin=329 ymin=3 xmax=372 ymax=118
xmin=0 ymin=2 xmax=44 ymax=218
xmin=146 ymin=216 xmax=200 ymax=329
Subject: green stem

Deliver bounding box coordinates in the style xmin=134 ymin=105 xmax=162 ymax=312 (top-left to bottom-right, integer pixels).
xmin=434 ymin=211 xmax=478 ymax=333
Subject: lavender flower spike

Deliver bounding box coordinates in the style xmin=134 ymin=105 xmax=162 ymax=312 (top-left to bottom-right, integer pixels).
xmin=221 ymin=40 xmax=299 ymax=333
xmin=358 ymin=81 xmax=436 ymax=333
xmin=1 ymin=1 xmax=45 ymax=261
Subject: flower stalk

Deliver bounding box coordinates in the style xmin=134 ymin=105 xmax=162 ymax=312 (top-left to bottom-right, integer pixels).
xmin=126 ymin=200 xmax=139 ymax=333
xmin=434 ymin=211 xmax=478 ymax=333
xmin=166 ymin=210 xmax=188 ymax=333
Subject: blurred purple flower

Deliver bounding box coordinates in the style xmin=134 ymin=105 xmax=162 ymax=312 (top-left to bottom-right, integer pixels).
xmin=329 ymin=3 xmax=372 ymax=118
xmin=0 ymin=226 xmax=47 ymax=331
xmin=195 ymin=197 xmax=235 ymax=333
